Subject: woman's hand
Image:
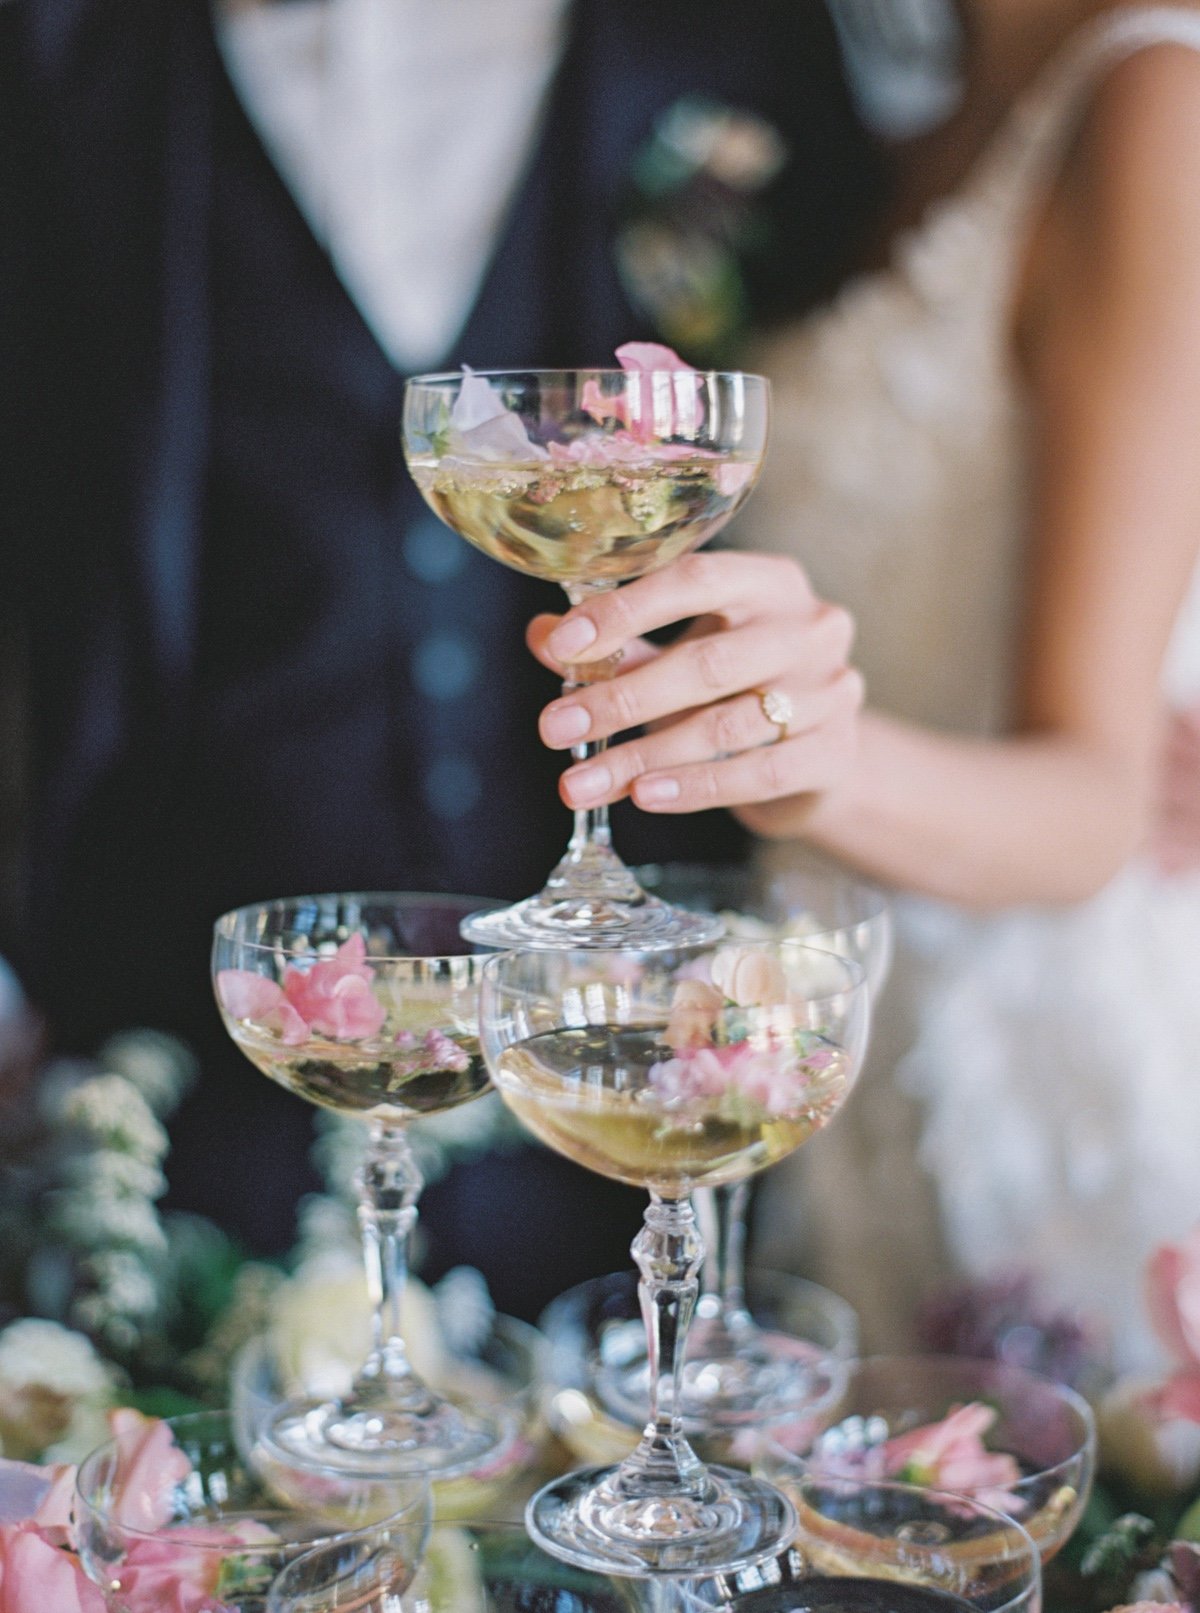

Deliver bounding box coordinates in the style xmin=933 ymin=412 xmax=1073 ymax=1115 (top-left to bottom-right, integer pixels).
xmin=525 ymin=550 xmax=864 ymax=818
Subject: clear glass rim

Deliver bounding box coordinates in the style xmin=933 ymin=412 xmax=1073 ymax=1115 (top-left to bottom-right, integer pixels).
xmin=74 ymin=1410 xmax=430 ymax=1548
xmin=842 ymin=1351 xmax=1097 ymax=1471
xmin=771 ymin=1473 xmax=1040 ymax=1613
xmin=773 ymin=1350 xmax=1096 ymax=1494
xmin=480 ymin=939 xmax=868 ymax=1010
xmin=634 ymin=859 xmax=893 ymax=929
xmin=404 ymin=368 xmax=770 ymax=388
xmin=212 ymin=890 xmax=502 ymax=963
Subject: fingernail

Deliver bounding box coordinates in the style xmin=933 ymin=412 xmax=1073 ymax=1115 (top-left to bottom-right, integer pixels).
xmin=543 ymin=703 xmax=591 ymax=746
xmin=547 ymin=615 xmax=598 ymax=660
xmin=637 ymin=775 xmax=681 ymax=806
xmin=565 ymin=763 xmax=612 ymax=803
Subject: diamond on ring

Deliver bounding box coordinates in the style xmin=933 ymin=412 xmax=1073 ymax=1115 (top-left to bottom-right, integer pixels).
xmin=755 ymin=686 xmax=793 ymax=742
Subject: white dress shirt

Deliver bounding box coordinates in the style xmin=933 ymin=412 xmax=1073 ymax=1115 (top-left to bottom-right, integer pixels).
xmin=217 ymin=0 xmax=568 ymax=370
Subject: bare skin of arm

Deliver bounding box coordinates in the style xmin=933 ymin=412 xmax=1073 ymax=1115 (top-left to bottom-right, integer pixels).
xmin=528 ymin=42 xmax=1200 ymax=908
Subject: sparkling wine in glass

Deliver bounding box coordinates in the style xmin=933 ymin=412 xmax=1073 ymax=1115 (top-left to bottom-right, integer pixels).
xmin=213 ymin=893 xmax=509 ymax=1479
xmin=765 ymin=1354 xmax=1095 ymax=1566
xmin=479 ymin=940 xmax=869 ymax=1577
xmin=402 ymin=367 xmax=769 ymax=949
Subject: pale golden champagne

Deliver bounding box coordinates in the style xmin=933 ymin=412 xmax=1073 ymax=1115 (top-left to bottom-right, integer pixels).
xmin=493 ymin=1025 xmax=850 ymax=1195
xmin=407 ymin=455 xmax=756 ymax=585
xmin=226 ymin=1021 xmax=488 ymax=1120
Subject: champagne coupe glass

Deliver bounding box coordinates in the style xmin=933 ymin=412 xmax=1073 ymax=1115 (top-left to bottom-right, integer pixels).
xmin=600 ymin=857 xmax=892 ymax=1431
xmin=479 ymin=940 xmax=870 ymax=1577
xmin=213 ymin=893 xmax=510 ymax=1478
xmin=710 ymin=1475 xmax=1040 ymax=1613
xmin=75 ymin=1409 xmax=431 ymax=1613
xmin=762 ymin=1354 xmax=1095 ymax=1566
xmin=402 ymin=367 xmax=770 ymax=949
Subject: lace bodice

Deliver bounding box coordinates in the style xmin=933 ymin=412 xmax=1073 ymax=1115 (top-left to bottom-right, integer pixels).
xmin=744 ymin=5 xmax=1200 ymax=731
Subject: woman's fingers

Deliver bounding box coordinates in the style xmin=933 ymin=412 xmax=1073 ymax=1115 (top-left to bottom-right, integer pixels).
xmin=558 ymin=669 xmax=865 ymax=811
xmin=541 ymin=551 xmax=816 ymax=665
xmin=540 ymin=605 xmax=854 ymax=749
xmin=525 ymin=613 xmax=660 ymax=677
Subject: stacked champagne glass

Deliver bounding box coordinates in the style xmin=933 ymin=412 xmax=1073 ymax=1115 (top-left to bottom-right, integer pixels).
xmin=201 ymin=362 xmax=1086 ymax=1606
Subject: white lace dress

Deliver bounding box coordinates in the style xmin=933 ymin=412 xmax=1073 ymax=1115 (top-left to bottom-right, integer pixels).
xmin=743 ymin=5 xmax=1200 ymax=1374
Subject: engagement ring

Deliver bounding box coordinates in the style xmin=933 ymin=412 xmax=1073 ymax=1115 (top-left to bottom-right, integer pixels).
xmin=755 ymin=686 xmax=793 ymax=742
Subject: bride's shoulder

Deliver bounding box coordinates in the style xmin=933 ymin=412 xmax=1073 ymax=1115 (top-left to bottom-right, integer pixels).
xmin=1062 ymin=22 xmax=1200 ymax=269
xmin=1026 ymin=13 xmax=1200 ymax=308
xmin=1063 ymin=6 xmax=1200 ymax=161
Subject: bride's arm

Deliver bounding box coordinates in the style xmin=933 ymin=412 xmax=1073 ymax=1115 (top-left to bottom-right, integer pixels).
xmin=529 ymin=43 xmax=1200 ymax=908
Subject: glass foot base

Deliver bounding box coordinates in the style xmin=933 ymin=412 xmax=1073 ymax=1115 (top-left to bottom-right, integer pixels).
xmin=597 ymin=1324 xmax=841 ymax=1432
xmin=526 ymin=1463 xmax=796 ymax=1577
xmin=261 ymin=1393 xmax=511 ymax=1480
xmin=460 ymin=893 xmax=723 ymax=950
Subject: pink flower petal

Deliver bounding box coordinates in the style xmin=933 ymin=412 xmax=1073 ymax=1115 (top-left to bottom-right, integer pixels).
xmin=215 ymin=970 xmax=283 ymax=1022
xmin=0 ymin=1524 xmax=107 ymax=1613
xmin=105 ymin=1410 xmax=192 ymax=1533
xmin=1160 ymin=1369 xmax=1200 ymax=1422
xmin=615 ymin=342 xmax=694 ymax=373
xmin=333 ymin=932 xmax=372 ymax=978
xmin=29 ymin=1465 xmax=76 ymax=1548
xmin=448 ymin=369 xmax=547 ymax=462
xmin=276 ymin=1000 xmax=310 ymax=1046
xmin=1146 ymin=1231 xmax=1200 ymax=1369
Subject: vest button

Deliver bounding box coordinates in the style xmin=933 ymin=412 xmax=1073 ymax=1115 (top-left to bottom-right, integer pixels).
xmin=412 ymin=633 xmax=480 ymax=701
xmin=423 ymin=755 xmax=482 ymax=820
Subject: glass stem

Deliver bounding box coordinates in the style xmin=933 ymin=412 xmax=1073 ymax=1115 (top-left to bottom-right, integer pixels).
xmin=696 ymin=1183 xmax=754 ymax=1335
xmin=614 ymin=1194 xmax=710 ymax=1500
xmin=544 ymin=581 xmax=642 ymax=906
xmin=350 ymin=1119 xmax=434 ymax=1414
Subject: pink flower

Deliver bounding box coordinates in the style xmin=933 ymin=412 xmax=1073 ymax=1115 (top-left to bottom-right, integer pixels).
xmin=281 ymin=934 xmax=386 ymax=1043
xmin=883 ymin=1403 xmax=1025 ymax=1505
xmin=106 ymin=1408 xmax=193 ymax=1533
xmin=614 ymin=342 xmax=695 ymax=373
xmin=1147 ymin=1227 xmax=1200 ymax=1370
xmin=648 ymin=1039 xmax=806 ymax=1118
xmin=578 ymin=343 xmax=700 ymax=445
xmin=664 ymin=979 xmax=723 ymax=1050
xmin=0 ymin=1524 xmax=106 ymax=1613
xmin=1146 ymin=1225 xmax=1200 ymax=1426
xmin=115 ymin=1522 xmax=272 ymax=1613
xmin=710 ymin=946 xmax=788 ymax=1008
xmin=215 ymin=971 xmax=309 ymax=1047
xmin=448 ymin=369 xmax=547 ymax=462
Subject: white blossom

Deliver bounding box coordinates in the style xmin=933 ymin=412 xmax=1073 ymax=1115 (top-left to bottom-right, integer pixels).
xmin=63 ymin=1150 xmax=167 ymax=1202
xmin=60 ymin=1074 xmax=168 ymax=1160
xmin=99 ymin=1030 xmax=196 ymax=1117
xmin=0 ymin=1318 xmax=114 ymax=1397
xmin=52 ymin=1189 xmax=168 ymax=1254
xmin=79 ymin=1249 xmax=161 ymax=1318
